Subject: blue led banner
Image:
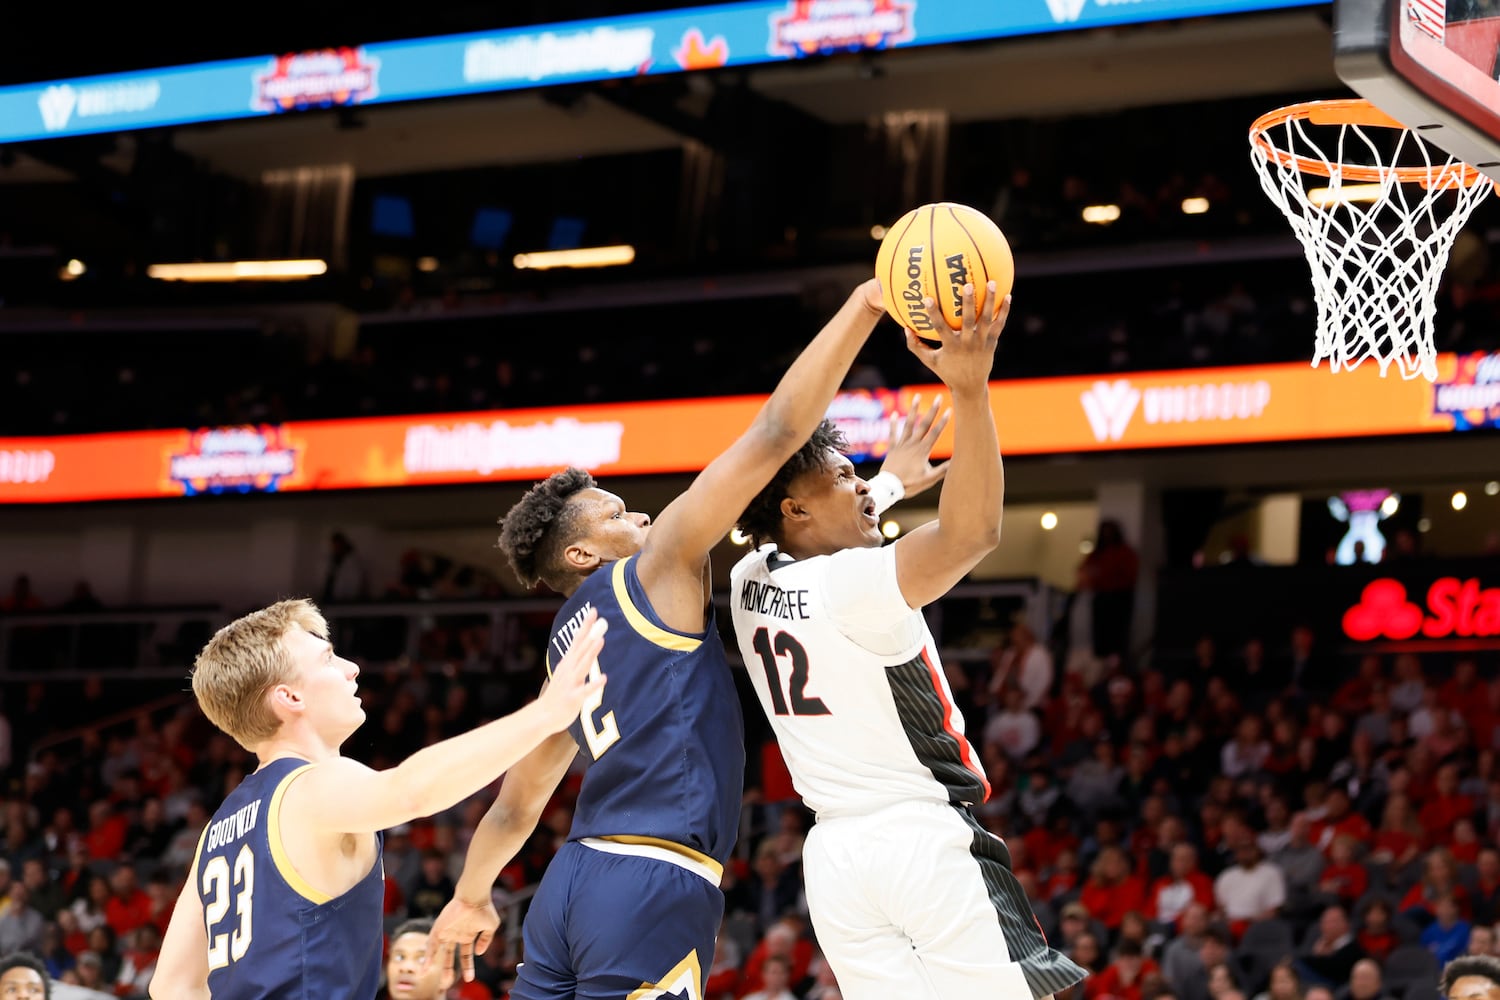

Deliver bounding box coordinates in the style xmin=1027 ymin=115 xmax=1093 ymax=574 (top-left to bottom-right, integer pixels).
xmin=0 ymin=0 xmax=1324 ymax=144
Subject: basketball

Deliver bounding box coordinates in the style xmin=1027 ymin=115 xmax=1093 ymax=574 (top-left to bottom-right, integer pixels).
xmin=874 ymin=202 xmax=1015 ymax=338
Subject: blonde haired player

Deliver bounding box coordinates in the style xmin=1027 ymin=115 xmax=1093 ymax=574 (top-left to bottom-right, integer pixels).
xmin=149 ymin=598 xmax=607 ymax=1000
xmin=730 ymin=284 xmax=1085 ymax=999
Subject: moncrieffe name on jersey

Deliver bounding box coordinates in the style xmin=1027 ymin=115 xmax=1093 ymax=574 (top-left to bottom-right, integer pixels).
xmin=738 ymin=580 xmax=812 ymax=620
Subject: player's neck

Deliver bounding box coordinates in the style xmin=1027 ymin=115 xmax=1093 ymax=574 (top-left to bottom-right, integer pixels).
xmin=255 ymin=725 xmax=341 ymax=767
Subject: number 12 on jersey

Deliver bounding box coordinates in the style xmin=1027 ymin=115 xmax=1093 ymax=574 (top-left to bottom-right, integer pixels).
xmin=751 ymin=627 xmax=829 ymax=717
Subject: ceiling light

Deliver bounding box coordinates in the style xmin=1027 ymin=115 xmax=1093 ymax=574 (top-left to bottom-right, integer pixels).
xmin=147 ymin=259 xmax=328 ymax=281
xmin=513 ymin=245 xmax=635 ymax=270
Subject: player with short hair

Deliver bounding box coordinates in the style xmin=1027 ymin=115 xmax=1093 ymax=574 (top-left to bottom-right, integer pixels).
xmin=729 ymin=283 xmax=1087 ymax=1000
xmin=385 ymin=918 xmax=446 ymax=1000
xmin=1443 ymin=954 xmax=1500 ymax=1000
xmin=148 ymin=598 xmax=607 ymax=1000
xmin=0 ymin=953 xmax=49 ymax=1000
xmin=421 ymin=279 xmax=897 ymax=999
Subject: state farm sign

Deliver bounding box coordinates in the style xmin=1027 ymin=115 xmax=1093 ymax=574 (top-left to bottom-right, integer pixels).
xmin=1343 ymin=577 xmax=1500 ymax=640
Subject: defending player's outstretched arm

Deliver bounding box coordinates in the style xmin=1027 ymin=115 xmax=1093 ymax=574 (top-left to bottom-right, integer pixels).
xmin=890 ymin=281 xmax=1010 ymax=610
xmin=634 ymin=278 xmax=887 ymax=631
xmin=420 ymin=728 xmax=580 ymax=986
xmin=288 ymin=614 xmax=605 ymax=836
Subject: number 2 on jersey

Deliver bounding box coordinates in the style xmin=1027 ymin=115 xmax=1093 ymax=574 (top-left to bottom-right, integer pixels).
xmin=203 ymin=844 xmax=255 ymax=969
xmin=751 ymin=627 xmax=829 ymax=716
xmin=580 ymin=653 xmax=620 ymax=759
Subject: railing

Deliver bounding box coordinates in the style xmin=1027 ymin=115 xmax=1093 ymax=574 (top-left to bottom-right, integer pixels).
xmin=1 ymin=579 xmax=1054 ymax=679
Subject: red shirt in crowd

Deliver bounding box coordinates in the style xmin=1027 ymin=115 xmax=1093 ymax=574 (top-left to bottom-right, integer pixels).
xmin=1079 ymin=876 xmax=1149 ymax=930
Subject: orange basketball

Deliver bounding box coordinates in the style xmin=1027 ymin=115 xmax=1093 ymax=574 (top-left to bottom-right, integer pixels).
xmin=874 ymin=202 xmax=1015 ymax=337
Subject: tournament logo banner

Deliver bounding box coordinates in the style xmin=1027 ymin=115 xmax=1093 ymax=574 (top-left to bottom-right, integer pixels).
xmin=769 ymin=0 xmax=917 ymax=58
xmin=1431 ymin=351 xmax=1500 ymax=431
xmin=253 ymin=47 xmax=380 ymax=113
xmin=167 ymin=425 xmax=300 ymax=496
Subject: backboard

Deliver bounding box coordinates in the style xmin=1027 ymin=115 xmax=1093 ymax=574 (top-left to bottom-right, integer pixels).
xmin=1335 ymin=0 xmax=1500 ymax=182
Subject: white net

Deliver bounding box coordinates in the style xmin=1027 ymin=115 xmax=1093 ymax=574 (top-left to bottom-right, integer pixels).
xmin=1249 ymin=103 xmax=1493 ymax=381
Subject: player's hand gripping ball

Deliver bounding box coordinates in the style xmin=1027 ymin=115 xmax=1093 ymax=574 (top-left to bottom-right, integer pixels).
xmin=875 ymin=202 xmax=1015 ymax=343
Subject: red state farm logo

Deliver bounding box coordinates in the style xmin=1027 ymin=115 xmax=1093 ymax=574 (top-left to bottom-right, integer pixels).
xmin=1344 ymin=577 xmax=1500 ymax=640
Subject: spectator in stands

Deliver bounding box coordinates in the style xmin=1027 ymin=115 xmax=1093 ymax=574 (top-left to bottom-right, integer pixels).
xmin=1076 ymin=519 xmax=1140 ymax=665
xmin=1425 ymin=896 xmax=1476 ymax=967
xmin=1404 ymin=849 xmax=1472 ymax=924
xmin=100 ymin=865 xmax=149 ymax=939
xmin=742 ymin=954 xmax=798 ymax=1000
xmin=744 ymin=841 xmax=804 ymax=938
xmin=1086 ymin=938 xmax=1159 ymax=1000
xmin=1081 ymin=845 xmax=1149 ymax=932
xmin=1272 ymin=813 xmax=1326 ymax=920
xmin=1316 ymin=835 xmax=1369 ymax=910
xmin=1222 ymin=718 xmax=1271 ymax=779
xmin=1148 ymin=843 xmax=1216 ymax=931
xmin=0 ymin=575 xmax=43 ymax=612
xmin=739 ymin=918 xmax=813 ymax=998
xmin=322 ymin=531 xmax=371 ymax=604
xmin=1356 ymin=900 xmax=1398 ymax=964
xmin=1254 ymin=960 xmax=1306 ymax=1000
xmin=985 ymin=686 xmax=1042 ymax=762
xmin=17 ymin=862 xmax=60 ymax=924
xmin=0 ymin=883 xmax=44 ymax=954
xmin=114 ymin=923 xmax=160 ymax=999
xmin=1214 ymin=840 xmax=1286 ymax=939
xmin=1299 ymin=904 xmax=1366 ymax=987
xmin=1339 ymin=957 xmax=1396 ymax=1000
xmin=705 ymin=918 xmax=744 ymax=1000
xmin=989 ymin=619 xmax=1054 ymax=712
xmin=382 ymin=917 xmax=445 ymax=1000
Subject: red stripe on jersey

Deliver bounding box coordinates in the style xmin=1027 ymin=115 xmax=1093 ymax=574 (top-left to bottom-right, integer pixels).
xmin=918 ymin=645 xmax=991 ymax=803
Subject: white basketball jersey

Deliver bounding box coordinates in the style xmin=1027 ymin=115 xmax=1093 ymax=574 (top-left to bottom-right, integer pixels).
xmin=729 ymin=542 xmax=990 ymax=820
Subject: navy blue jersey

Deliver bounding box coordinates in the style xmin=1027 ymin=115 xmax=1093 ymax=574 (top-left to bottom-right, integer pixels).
xmin=547 ymin=554 xmax=744 ymax=866
xmin=196 ymin=757 xmax=385 ymax=1000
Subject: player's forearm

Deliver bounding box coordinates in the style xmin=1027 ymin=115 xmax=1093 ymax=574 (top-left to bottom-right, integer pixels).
xmin=387 ymin=703 xmax=557 ymax=821
xmin=757 ymin=287 xmax=884 ymax=443
xmin=936 ymin=386 xmax=1003 ymax=552
xmin=453 ymin=796 xmax=537 ymax=902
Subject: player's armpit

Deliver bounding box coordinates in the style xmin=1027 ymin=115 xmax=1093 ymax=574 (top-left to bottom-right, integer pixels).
xmin=149 ymin=877 xmax=211 ymax=1000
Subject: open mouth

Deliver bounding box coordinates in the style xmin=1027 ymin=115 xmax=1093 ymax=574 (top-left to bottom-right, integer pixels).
xmin=862 ymin=501 xmax=878 ymax=524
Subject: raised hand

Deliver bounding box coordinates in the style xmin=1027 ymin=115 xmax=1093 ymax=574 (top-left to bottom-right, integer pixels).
xmin=534 ymin=610 xmax=607 ymax=732
xmin=879 ymin=393 xmax=951 ymax=500
xmin=903 ymin=281 xmax=1010 ymax=397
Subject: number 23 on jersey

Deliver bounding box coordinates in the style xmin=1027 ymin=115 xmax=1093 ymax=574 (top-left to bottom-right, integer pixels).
xmin=203 ymin=845 xmax=255 ymax=968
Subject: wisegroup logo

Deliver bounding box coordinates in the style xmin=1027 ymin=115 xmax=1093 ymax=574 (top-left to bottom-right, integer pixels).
xmin=1080 ymin=377 xmax=1273 ymax=444
xmin=37 ymin=79 xmax=161 ymax=133
xmin=1344 ymin=577 xmax=1500 ymax=640
xmin=1081 ymin=380 xmax=1141 ymax=442
xmin=1045 ymin=0 xmax=1088 ymax=22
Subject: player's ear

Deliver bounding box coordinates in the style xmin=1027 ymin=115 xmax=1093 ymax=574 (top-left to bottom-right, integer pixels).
xmin=561 ymin=542 xmax=602 ymax=573
xmin=268 ymin=683 xmax=303 ymax=718
xmin=779 ymin=496 xmax=810 ymax=524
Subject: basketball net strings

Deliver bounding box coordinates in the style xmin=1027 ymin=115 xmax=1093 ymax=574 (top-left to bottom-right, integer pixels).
xmin=1251 ymin=116 xmax=1492 ymax=381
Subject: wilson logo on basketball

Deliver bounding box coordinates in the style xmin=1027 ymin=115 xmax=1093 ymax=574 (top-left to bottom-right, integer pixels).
xmin=1343 ymin=577 xmax=1500 ymax=640
xmin=902 ymin=245 xmax=935 ymax=333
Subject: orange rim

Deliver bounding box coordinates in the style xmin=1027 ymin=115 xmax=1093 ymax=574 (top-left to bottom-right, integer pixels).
xmin=1250 ymin=98 xmax=1489 ymax=190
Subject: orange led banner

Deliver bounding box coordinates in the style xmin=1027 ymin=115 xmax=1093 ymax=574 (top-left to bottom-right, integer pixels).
xmin=1 ymin=352 xmax=1495 ymax=504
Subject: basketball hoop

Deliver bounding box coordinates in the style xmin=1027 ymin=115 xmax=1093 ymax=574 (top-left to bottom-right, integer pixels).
xmin=1249 ymin=98 xmax=1494 ymax=382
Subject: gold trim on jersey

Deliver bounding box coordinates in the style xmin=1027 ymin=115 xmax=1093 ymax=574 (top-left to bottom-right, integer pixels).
xmin=267 ymin=764 xmax=334 ymax=905
xmin=626 ymin=949 xmax=703 ymax=1000
xmin=611 ymin=557 xmax=702 ymax=653
xmin=597 ymin=834 xmax=724 ymax=881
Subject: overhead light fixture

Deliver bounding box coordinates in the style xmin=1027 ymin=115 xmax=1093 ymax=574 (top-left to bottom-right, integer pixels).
xmin=512 ymin=245 xmax=635 ymax=270
xmin=147 ymin=259 xmax=328 ymax=281
xmin=870 ymin=225 xmax=888 ymax=240
xmin=1380 ymin=494 xmax=1400 ymax=517
xmin=729 ymin=528 xmax=750 ymax=546
xmin=1181 ymin=197 xmax=1210 ymax=215
xmin=1081 ymin=204 xmax=1121 ymax=225
xmin=416 ymin=256 xmax=440 ymax=272
xmin=1452 ymin=491 xmax=1468 ymax=511
xmin=881 ymin=520 xmax=901 ymax=539
xmin=58 ymin=259 xmax=86 ymax=281
xmin=1307 ymin=184 xmax=1383 ymax=207
xmin=1040 ymin=512 xmax=1058 ymax=530
xmin=1486 ymin=481 xmax=1499 ymax=496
